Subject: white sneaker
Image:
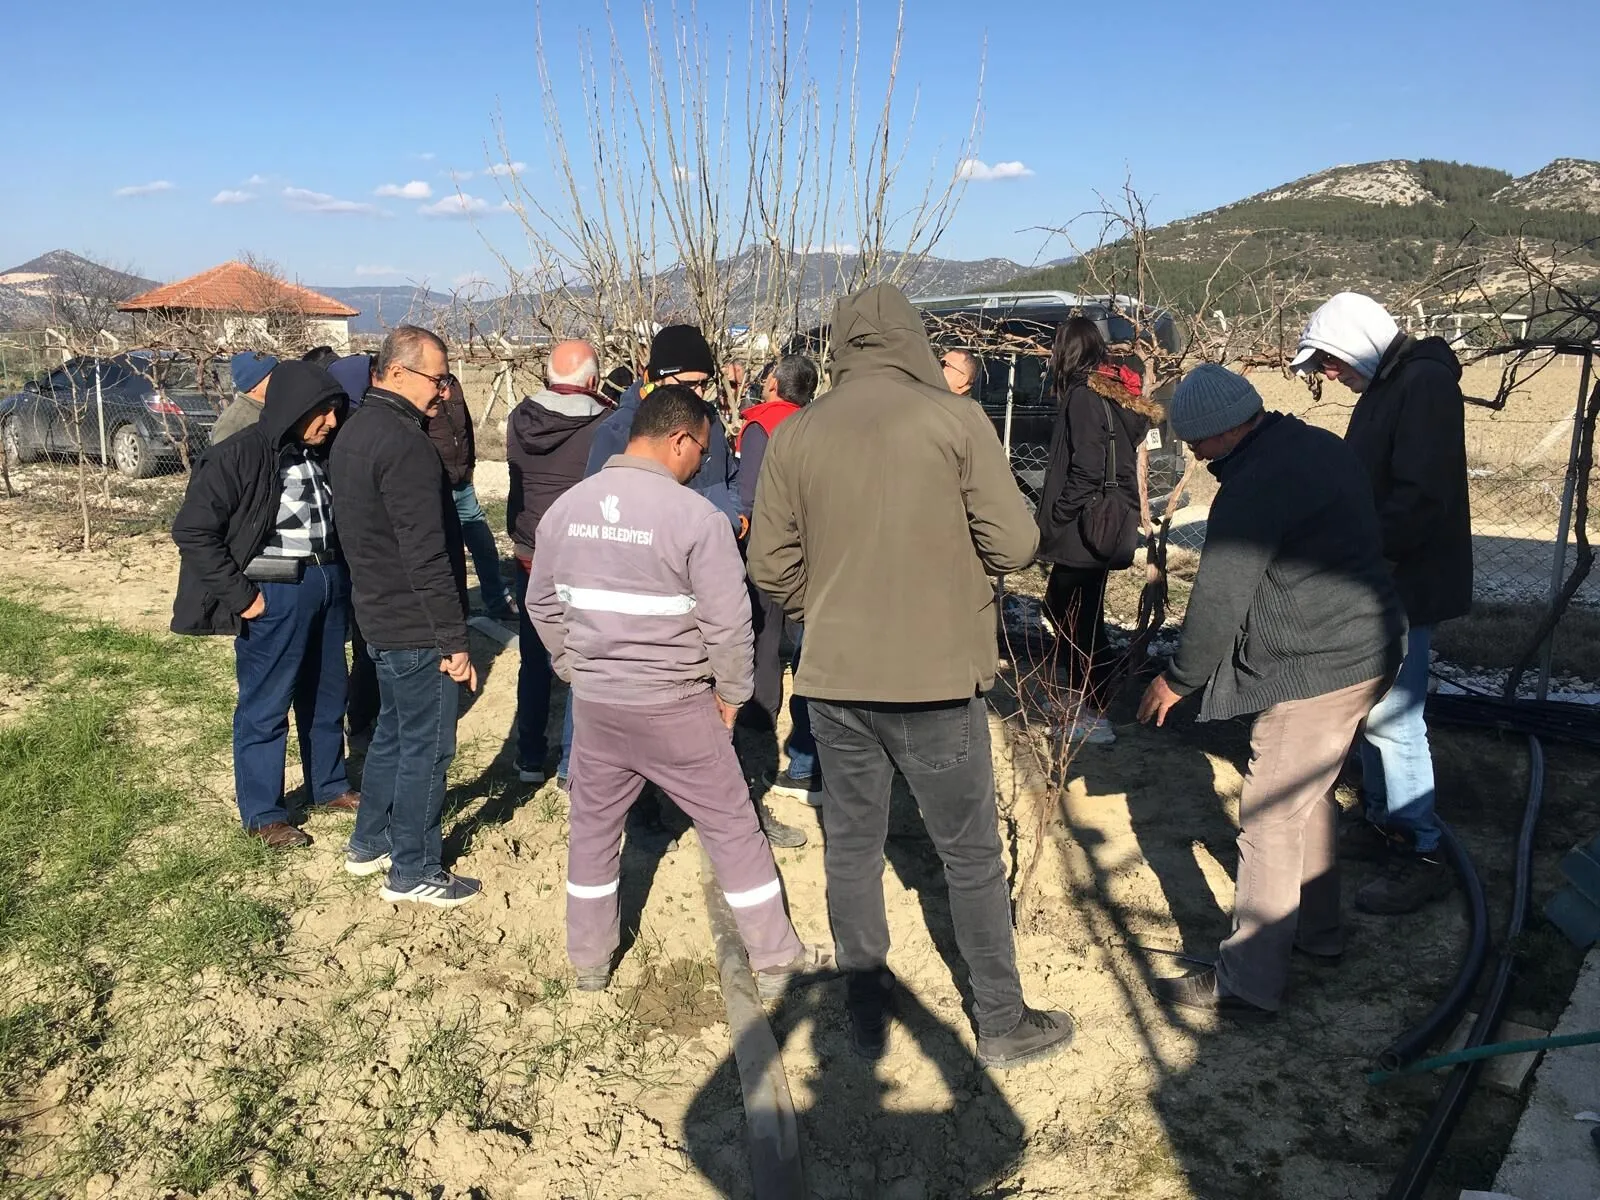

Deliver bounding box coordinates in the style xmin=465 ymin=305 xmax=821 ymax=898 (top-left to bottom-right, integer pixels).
xmin=517 ymin=762 xmax=546 ymax=785
xmin=1060 ymin=714 xmax=1116 ymax=746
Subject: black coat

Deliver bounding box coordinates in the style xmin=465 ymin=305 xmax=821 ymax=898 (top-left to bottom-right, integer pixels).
xmin=505 ymin=389 xmax=609 ymax=559
xmin=1167 ymin=413 xmax=1405 ymax=721
xmin=1344 ymin=335 xmax=1473 ymax=627
xmin=329 ymin=388 xmax=470 ymax=655
xmin=427 ymin=392 xmax=475 ymax=487
xmin=1035 ymin=372 xmax=1153 ymax=568
xmin=170 ymin=362 xmax=345 ymax=636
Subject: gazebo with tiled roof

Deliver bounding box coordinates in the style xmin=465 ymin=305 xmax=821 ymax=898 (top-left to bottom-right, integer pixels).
xmin=119 ymin=260 xmax=360 ymax=351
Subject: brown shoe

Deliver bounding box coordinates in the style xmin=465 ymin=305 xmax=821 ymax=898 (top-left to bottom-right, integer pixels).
xmin=248 ymin=822 xmax=313 ymax=850
xmin=318 ymin=791 xmax=361 ymax=813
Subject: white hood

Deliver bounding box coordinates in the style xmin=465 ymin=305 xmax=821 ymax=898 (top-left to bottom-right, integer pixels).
xmin=1290 ymin=292 xmax=1400 ymax=380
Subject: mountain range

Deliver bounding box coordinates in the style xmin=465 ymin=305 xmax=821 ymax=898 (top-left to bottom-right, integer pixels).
xmin=4 ymin=157 xmax=1596 ymax=335
xmin=1004 ymin=157 xmax=1600 ymax=310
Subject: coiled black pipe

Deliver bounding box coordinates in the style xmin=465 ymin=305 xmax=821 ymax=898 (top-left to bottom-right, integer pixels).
xmin=1377 ymin=817 xmax=1490 ymax=1072
xmin=1384 ymin=734 xmax=1544 ymax=1200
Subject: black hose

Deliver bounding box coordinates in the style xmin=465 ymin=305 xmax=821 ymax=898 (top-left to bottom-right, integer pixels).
xmin=1384 ymin=735 xmax=1544 ymax=1200
xmin=1377 ymin=817 xmax=1490 ymax=1072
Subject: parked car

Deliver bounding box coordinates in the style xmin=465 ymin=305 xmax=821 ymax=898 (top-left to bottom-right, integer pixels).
xmin=782 ymin=290 xmax=1189 ymax=515
xmin=912 ymin=290 xmax=1188 ymax=515
xmin=0 ymin=351 xmax=222 ymax=478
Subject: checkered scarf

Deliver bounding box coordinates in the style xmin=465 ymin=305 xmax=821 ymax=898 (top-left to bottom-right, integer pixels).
xmin=260 ymin=445 xmax=336 ymax=558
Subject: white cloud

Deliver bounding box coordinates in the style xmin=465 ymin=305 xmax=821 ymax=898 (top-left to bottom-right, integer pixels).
xmin=212 ymin=189 xmax=255 ymax=205
xmin=282 ymin=186 xmax=385 ymax=216
xmin=375 ymin=180 xmax=433 ymax=200
xmin=798 ymin=241 xmax=859 ymax=255
xmin=243 ymin=174 xmax=268 ymax=186
xmin=354 ymin=265 xmax=406 ymax=278
xmin=956 ymin=158 xmax=1035 ymax=182
xmin=114 ymin=180 xmax=176 ymax=197
xmin=671 ymin=166 xmax=696 ymax=183
xmin=419 ymin=192 xmax=512 ymax=219
xmin=416 ymin=152 xmax=437 ymax=161
xmin=484 ymin=161 xmax=526 ymax=178
xmin=453 ymin=272 xmax=493 ymax=289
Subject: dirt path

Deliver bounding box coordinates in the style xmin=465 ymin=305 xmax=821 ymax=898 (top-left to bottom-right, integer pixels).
xmin=5 ymin=490 xmax=1597 ymax=1199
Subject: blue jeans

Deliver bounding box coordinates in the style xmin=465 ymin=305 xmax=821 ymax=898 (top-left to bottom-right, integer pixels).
xmin=785 ymin=624 xmax=816 ymax=778
xmin=453 ymin=483 xmax=509 ymax=609
xmin=232 ymin=563 xmax=351 ymax=829
xmin=1360 ymin=625 xmax=1440 ymax=854
xmin=352 ymin=646 xmax=460 ymax=889
xmin=515 ymin=562 xmax=573 ymax=777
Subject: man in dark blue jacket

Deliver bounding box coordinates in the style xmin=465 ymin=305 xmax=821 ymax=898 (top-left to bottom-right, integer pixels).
xmin=171 ymin=361 xmax=358 ymax=849
xmin=583 ymin=324 xmax=742 ymax=535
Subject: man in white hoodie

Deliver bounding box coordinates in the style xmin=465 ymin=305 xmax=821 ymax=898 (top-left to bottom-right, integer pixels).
xmin=1292 ymin=292 xmax=1472 ymax=915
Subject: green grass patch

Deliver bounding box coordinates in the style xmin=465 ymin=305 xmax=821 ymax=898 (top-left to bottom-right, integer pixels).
xmin=0 ymin=595 xmax=292 ymax=1152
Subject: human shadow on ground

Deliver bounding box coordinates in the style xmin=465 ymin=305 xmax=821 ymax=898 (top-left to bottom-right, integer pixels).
xmin=683 ymin=978 xmax=1026 ymax=1198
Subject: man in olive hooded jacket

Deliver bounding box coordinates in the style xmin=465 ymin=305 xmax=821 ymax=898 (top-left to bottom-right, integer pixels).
xmin=747 ymin=283 xmax=1072 ymax=1069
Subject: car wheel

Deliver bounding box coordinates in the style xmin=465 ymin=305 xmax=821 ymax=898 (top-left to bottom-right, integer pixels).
xmin=2 ymin=416 xmax=32 ymax=468
xmin=112 ymin=424 xmax=157 ymax=479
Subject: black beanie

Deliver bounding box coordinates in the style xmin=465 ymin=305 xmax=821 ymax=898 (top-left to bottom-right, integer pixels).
xmin=646 ymin=324 xmax=715 ymax=380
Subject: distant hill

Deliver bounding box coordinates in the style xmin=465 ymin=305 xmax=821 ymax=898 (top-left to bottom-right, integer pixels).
xmin=312 ymin=286 xmax=452 ymax=335
xmin=0 ymin=250 xmax=155 ymax=330
xmin=1003 ymin=158 xmax=1600 ymax=314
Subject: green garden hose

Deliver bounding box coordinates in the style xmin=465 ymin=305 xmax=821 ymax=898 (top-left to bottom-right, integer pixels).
xmin=1368 ymin=1027 xmax=1600 ymax=1085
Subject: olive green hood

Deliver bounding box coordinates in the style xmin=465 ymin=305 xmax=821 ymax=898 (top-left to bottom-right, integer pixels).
xmin=828 ymin=283 xmax=947 ymax=392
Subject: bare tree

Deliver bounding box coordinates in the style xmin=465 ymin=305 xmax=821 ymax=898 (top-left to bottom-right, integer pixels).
xmin=490 ymin=0 xmax=981 ymax=383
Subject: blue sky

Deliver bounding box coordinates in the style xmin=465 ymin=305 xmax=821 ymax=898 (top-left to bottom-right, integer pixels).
xmin=3 ymin=0 xmax=1595 ymax=290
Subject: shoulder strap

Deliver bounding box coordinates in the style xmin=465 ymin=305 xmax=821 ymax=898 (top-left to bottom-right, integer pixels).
xmin=1098 ymin=396 xmax=1116 ymax=492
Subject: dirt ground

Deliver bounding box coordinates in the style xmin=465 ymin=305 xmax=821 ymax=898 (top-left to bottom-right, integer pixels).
xmin=4 ymin=467 xmax=1599 ymax=1200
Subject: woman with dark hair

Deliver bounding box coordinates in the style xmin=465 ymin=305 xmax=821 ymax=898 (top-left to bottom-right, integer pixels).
xmin=1034 ymin=316 xmax=1161 ymax=745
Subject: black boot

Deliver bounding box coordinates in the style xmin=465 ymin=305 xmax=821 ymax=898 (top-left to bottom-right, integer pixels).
xmin=976 ymin=1006 xmax=1076 ymax=1068
xmin=846 ymin=968 xmax=897 ymax=1060
xmin=757 ymin=800 xmax=807 ymax=849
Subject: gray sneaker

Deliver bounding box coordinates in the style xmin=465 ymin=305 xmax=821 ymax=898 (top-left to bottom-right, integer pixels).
xmin=380 ymin=871 xmax=482 ymax=908
xmin=574 ymin=964 xmax=611 ymax=992
xmin=976 ymin=1007 xmax=1076 ymax=1069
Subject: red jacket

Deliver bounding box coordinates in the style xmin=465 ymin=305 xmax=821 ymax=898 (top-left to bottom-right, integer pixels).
xmin=736 ymin=399 xmax=802 ymax=452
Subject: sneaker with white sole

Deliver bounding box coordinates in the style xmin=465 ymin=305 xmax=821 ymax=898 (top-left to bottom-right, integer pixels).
xmin=379 ymin=871 xmax=482 ymax=908
xmin=344 ymin=847 xmax=392 ymax=877
xmin=1059 ymin=714 xmax=1116 ymax=746
xmin=768 ymin=768 xmax=823 ymax=807
xmin=517 ymin=762 xmax=546 ymax=785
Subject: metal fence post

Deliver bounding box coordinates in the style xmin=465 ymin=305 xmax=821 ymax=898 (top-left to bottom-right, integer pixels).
xmin=1537 ymin=347 xmax=1594 ymax=701
xmin=996 ymin=357 xmax=1017 ymax=644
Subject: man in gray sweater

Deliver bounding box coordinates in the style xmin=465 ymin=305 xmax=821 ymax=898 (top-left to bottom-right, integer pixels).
xmin=1138 ymin=364 xmax=1405 ymax=1020
xmin=527 ymin=385 xmax=829 ymax=996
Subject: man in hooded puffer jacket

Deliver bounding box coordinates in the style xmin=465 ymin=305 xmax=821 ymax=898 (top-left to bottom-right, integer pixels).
xmin=1292 ymin=292 xmax=1472 ymax=915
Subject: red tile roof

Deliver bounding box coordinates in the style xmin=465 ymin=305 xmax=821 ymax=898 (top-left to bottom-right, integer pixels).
xmin=118 ymin=260 xmax=359 ymax=318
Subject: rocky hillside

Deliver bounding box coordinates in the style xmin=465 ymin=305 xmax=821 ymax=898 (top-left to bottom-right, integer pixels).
xmin=1005 ymin=158 xmax=1600 ymax=316
xmin=0 ymin=251 xmax=154 ymax=331
xmin=1492 ymin=158 xmax=1600 ymax=214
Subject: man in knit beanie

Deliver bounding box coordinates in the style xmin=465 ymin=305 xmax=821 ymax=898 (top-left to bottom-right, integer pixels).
xmin=1293 ymin=293 xmax=1471 ymax=915
xmin=1137 ymin=363 xmax=1405 ymax=1020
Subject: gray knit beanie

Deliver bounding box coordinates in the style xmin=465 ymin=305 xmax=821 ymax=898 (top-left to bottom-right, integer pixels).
xmin=1169 ymin=364 xmax=1264 ymax=442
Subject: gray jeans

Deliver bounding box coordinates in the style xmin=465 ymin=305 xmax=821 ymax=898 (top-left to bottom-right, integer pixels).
xmin=809 ymin=695 xmax=1024 ymax=1038
xmin=1217 ymin=675 xmax=1388 ymax=1010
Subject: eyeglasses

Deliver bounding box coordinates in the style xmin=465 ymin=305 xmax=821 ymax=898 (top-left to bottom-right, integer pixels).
xmin=677 ymin=428 xmax=710 ymax=454
xmin=663 ymin=374 xmax=712 ymax=395
xmin=400 ymin=364 xmax=452 ymax=392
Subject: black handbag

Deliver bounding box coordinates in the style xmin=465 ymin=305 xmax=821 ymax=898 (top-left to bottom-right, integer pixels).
xmin=1078 ymin=396 xmax=1139 ymax=569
